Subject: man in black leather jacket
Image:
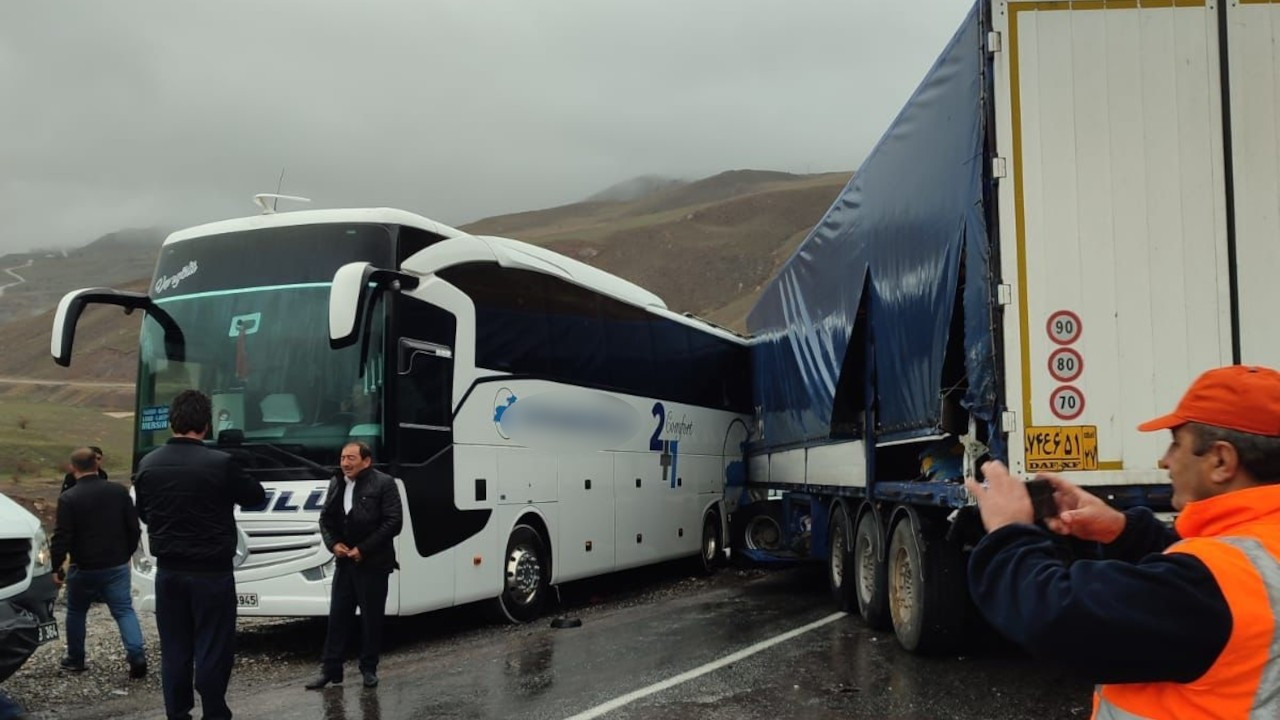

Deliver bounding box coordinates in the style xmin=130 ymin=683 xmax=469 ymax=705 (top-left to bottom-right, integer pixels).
xmin=305 ymin=442 xmax=402 ymax=690
xmin=51 ymin=447 xmax=145 ymax=678
xmin=134 ymin=390 xmax=265 ymax=720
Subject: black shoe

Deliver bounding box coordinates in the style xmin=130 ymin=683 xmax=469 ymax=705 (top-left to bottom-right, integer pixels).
xmin=59 ymin=657 xmax=86 ymax=672
xmin=362 ymin=671 xmax=378 ymax=688
xmin=128 ymin=658 xmax=147 ymax=679
xmin=304 ymin=673 xmax=342 ymax=690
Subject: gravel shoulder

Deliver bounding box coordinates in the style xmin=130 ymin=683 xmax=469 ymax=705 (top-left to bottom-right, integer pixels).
xmin=4 ymin=562 xmax=765 ymax=719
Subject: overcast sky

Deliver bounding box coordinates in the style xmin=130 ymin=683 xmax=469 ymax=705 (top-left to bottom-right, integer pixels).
xmin=0 ymin=0 xmax=975 ymax=253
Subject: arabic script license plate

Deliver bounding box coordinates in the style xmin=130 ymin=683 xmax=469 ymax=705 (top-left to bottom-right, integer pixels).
xmin=236 ymin=593 xmax=259 ymax=608
xmin=38 ymin=620 xmax=59 ymax=644
xmin=1024 ymin=425 xmax=1098 ymax=472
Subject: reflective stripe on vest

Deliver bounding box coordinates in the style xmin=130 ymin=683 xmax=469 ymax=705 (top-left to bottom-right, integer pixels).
xmin=1218 ymin=537 xmax=1280 ymax=719
xmin=1093 ymin=689 xmax=1151 ymax=719
xmin=1093 ymin=536 xmax=1280 ymax=720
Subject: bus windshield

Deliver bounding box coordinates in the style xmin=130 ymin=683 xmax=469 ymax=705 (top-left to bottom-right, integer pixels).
xmin=134 ymin=223 xmax=393 ymax=469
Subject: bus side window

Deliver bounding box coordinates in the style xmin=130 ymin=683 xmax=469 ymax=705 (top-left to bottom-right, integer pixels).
xmin=398 ymin=342 xmax=452 ymax=429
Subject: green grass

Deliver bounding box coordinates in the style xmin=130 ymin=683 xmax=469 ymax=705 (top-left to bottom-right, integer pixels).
xmin=0 ymin=401 xmax=133 ymax=482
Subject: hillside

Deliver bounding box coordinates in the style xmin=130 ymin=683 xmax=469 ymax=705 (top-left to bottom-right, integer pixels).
xmin=0 ymin=169 xmax=850 ymax=398
xmin=0 ymin=228 xmax=167 ymax=326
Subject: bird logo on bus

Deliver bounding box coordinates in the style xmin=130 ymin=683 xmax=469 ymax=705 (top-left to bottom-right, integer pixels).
xmin=494 ymin=388 xmax=517 ymax=439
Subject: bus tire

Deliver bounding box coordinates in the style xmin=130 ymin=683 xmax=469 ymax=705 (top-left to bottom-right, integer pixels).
xmin=698 ymin=509 xmax=724 ymax=575
xmin=494 ymin=524 xmax=550 ymax=624
xmin=853 ymin=509 xmax=891 ymax=630
xmin=887 ymin=509 xmax=966 ymax=654
xmin=828 ymin=505 xmax=856 ymax=613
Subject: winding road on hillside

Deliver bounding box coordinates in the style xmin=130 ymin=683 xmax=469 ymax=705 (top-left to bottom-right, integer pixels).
xmin=0 ymin=258 xmax=33 ymax=297
xmin=0 ymin=376 xmax=133 ymax=388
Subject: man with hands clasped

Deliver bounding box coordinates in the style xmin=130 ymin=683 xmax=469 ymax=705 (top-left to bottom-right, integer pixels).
xmin=306 ymin=442 xmax=402 ymax=691
xmin=966 ymin=365 xmax=1280 ymax=720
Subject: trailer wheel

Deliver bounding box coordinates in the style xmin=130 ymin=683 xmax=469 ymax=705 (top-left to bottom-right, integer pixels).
xmin=887 ymin=510 xmax=967 ymax=654
xmin=828 ymin=506 xmax=856 ymax=612
xmin=494 ymin=524 xmax=550 ymax=623
xmin=853 ymin=509 xmax=891 ymax=630
xmin=698 ymin=509 xmax=723 ymax=575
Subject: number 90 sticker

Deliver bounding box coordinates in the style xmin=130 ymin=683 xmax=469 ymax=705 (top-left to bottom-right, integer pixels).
xmin=1050 ymin=385 xmax=1085 ymax=421
xmin=1046 ymin=310 xmax=1082 ymax=346
xmin=1047 ymin=347 xmax=1083 ymax=383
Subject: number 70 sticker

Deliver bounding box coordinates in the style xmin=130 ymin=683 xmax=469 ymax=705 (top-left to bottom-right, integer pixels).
xmin=1050 ymin=385 xmax=1085 ymax=421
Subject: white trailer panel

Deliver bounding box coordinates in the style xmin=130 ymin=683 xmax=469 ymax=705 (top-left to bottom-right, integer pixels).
xmin=996 ymin=0 xmax=1233 ymax=483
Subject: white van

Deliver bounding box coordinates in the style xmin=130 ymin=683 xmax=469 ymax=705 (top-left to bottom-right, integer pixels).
xmin=0 ymin=493 xmax=59 ymax=656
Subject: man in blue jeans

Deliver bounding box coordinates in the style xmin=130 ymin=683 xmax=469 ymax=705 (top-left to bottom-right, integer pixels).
xmin=51 ymin=447 xmax=146 ymax=678
xmin=134 ymin=390 xmax=265 ymax=720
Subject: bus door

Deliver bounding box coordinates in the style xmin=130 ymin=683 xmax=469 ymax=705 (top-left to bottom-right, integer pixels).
xmin=389 ymin=294 xmax=458 ymax=609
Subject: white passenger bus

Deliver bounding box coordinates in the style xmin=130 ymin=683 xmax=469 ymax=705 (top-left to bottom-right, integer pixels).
xmin=51 ymin=207 xmax=751 ymax=621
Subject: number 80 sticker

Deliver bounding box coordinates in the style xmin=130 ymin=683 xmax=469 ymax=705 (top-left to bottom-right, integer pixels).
xmin=1050 ymin=385 xmax=1085 ymax=421
xmin=1047 ymin=347 xmax=1083 ymax=383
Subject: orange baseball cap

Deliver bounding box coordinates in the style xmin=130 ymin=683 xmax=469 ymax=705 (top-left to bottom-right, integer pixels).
xmin=1138 ymin=365 xmax=1280 ymax=436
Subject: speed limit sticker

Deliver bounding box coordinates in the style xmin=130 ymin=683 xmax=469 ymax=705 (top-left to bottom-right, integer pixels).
xmin=1047 ymin=348 xmax=1083 ymax=383
xmin=1046 ymin=310 xmax=1082 ymax=345
xmin=1050 ymin=385 xmax=1085 ymax=421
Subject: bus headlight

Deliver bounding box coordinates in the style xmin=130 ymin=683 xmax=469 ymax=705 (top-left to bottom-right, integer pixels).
xmin=132 ymin=546 xmax=154 ymax=575
xmin=300 ymin=556 xmax=335 ymax=583
xmin=32 ymin=528 xmax=52 ymax=576
xmin=233 ymin=528 xmax=250 ymax=568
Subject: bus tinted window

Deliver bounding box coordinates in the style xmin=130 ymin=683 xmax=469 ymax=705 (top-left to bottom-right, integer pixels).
xmin=440 ymin=263 xmax=749 ymax=412
xmin=544 ymin=277 xmax=607 ymax=384
xmin=444 ymin=265 xmax=551 ymax=375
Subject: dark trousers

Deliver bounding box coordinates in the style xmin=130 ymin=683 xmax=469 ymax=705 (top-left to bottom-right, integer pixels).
xmin=155 ymin=569 xmax=236 ymax=720
xmin=320 ymin=561 xmax=389 ymax=677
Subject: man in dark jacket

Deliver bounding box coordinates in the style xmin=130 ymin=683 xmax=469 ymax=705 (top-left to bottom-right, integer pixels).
xmin=60 ymin=445 xmax=107 ymax=494
xmin=305 ymin=441 xmax=402 ymax=690
xmin=51 ymin=446 xmax=145 ymax=678
xmin=134 ymin=390 xmax=265 ymax=720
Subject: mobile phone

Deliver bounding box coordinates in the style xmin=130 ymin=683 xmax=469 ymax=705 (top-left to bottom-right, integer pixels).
xmin=1026 ymin=478 xmax=1057 ymax=521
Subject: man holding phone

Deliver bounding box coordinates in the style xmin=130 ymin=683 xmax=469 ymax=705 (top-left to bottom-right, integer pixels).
xmin=966 ymin=365 xmax=1280 ymax=719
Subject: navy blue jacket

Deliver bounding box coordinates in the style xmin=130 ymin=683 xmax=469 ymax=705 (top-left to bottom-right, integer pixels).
xmin=134 ymin=437 xmax=265 ymax=572
xmin=968 ymin=507 xmax=1232 ymax=683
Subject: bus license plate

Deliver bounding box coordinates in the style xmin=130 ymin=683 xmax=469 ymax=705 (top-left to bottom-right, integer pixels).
xmin=236 ymin=593 xmax=259 ymax=608
xmin=1024 ymin=425 xmax=1098 ymax=472
xmin=37 ymin=620 xmax=59 ymax=644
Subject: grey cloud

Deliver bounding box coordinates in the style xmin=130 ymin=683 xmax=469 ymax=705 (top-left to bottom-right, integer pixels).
xmin=0 ymin=0 xmax=974 ymax=252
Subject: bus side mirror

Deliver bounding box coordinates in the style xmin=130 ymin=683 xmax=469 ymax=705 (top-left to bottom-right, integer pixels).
xmin=329 ymin=263 xmax=372 ymax=350
xmin=328 ymin=262 xmax=420 ymax=350
xmin=52 ymin=288 xmax=180 ymax=367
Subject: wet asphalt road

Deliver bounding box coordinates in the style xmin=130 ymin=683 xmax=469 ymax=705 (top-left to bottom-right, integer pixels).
xmin=61 ymin=566 xmax=1093 ymax=720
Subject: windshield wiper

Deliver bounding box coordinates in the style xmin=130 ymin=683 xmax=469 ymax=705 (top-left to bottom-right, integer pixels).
xmin=215 ymin=438 xmax=335 ymax=481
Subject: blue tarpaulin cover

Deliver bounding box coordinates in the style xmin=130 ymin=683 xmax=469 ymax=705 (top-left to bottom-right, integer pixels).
xmin=747 ymin=2 xmax=999 ymax=449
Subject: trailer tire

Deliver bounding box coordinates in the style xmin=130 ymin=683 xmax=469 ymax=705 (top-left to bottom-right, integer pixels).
xmin=493 ymin=524 xmax=550 ymax=624
xmin=828 ymin=506 xmax=856 ymax=612
xmin=887 ymin=510 xmax=967 ymax=654
xmin=853 ymin=509 xmax=891 ymax=630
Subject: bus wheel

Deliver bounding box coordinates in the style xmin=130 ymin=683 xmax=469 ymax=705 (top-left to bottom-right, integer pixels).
xmin=828 ymin=506 xmax=856 ymax=612
xmin=698 ymin=509 xmax=723 ymax=575
xmin=887 ymin=510 xmax=966 ymax=654
xmin=495 ymin=524 xmax=549 ymax=623
xmin=853 ymin=509 xmax=891 ymax=630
